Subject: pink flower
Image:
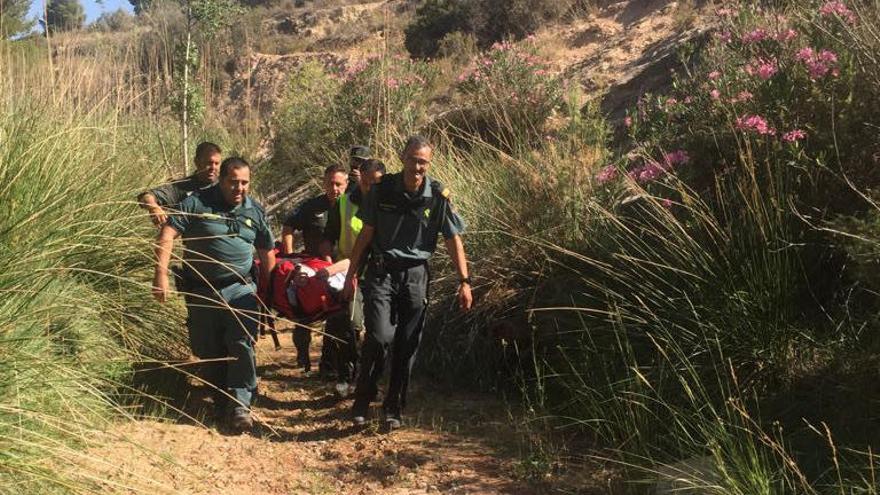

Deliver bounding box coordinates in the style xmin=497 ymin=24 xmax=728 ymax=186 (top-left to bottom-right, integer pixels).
xmin=782 ymin=129 xmax=807 ymax=142
xmin=776 ymin=29 xmax=798 ymax=42
xmin=661 ymin=198 xmax=673 ymax=209
xmin=663 ymin=150 xmax=691 ymax=167
xmin=386 ymin=77 xmax=399 ymax=89
xmin=744 ymin=58 xmax=778 ymax=80
xmin=796 ymin=47 xmax=839 ymax=80
xmin=624 ymin=116 xmax=633 ymax=127
xmin=597 ymin=165 xmax=618 ymax=184
xmin=638 ymin=162 xmax=665 ymax=182
xmin=820 ymin=1 xmax=857 ymax=24
xmin=736 ymin=114 xmax=777 ymax=136
xmin=796 ymin=47 xmax=815 ymax=62
xmin=731 ymin=90 xmax=753 ymax=103
xmin=741 ymin=29 xmax=769 ymax=44
xmin=757 ymin=58 xmax=778 ymax=80
xmin=716 ymin=31 xmax=733 ymax=44
xmin=708 ymin=70 xmax=722 ymax=80
xmin=818 ymin=49 xmax=838 ymax=64
xmin=666 ymin=97 xmax=679 ymax=106
xmin=710 ymin=89 xmax=721 ymax=100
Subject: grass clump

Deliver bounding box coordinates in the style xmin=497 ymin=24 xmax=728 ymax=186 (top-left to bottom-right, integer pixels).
xmin=0 ymin=90 xmax=186 ymax=492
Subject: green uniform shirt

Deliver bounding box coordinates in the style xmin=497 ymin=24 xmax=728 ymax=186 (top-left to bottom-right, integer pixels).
xmin=167 ymin=185 xmax=274 ymax=283
xmin=357 ymin=173 xmax=465 ymax=262
xmin=141 ymin=173 xmax=215 ymax=209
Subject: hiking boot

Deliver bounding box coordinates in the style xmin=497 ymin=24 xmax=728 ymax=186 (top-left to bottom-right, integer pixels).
xmin=297 ymin=354 xmax=311 ymax=374
xmin=383 ymin=415 xmax=402 ymax=432
xmin=229 ymin=407 xmax=253 ymax=431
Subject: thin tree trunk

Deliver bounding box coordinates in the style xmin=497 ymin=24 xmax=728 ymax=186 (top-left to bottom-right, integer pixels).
xmin=42 ymin=0 xmax=56 ymax=104
xmin=181 ymin=7 xmax=192 ymax=176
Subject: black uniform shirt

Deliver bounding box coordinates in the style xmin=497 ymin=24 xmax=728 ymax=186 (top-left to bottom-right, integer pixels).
xmin=142 ymin=174 xmax=215 ymax=209
xmin=283 ymin=194 xmax=332 ymax=256
xmin=357 ymin=173 xmax=465 ymax=261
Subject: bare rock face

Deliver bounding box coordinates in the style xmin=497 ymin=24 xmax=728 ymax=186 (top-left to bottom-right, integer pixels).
xmin=599 ymin=26 xmax=712 ymax=121
xmin=225 ymin=52 xmax=347 ymax=122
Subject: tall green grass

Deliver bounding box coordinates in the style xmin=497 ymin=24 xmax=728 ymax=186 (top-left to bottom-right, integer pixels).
xmin=0 ymin=45 xmax=187 ymax=492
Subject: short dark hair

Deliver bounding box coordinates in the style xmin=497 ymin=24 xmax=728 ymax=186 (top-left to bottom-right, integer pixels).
xmin=195 ymin=141 xmax=222 ymax=162
xmin=361 ymin=159 xmax=386 ymax=175
xmin=324 ymin=164 xmax=347 ymax=177
xmin=402 ymin=135 xmax=431 ymax=155
xmin=220 ymin=157 xmax=249 ymax=178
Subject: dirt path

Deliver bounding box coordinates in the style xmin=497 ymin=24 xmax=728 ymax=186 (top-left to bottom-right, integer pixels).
xmin=88 ymin=327 xmax=541 ymax=494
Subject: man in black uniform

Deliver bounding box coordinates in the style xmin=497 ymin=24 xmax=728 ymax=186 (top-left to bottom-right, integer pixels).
xmin=321 ymin=159 xmax=386 ymax=397
xmin=281 ymin=164 xmax=348 ymax=373
xmin=348 ymin=145 xmax=370 ymax=191
xmin=342 ymin=136 xmax=473 ymax=430
xmin=138 ymin=142 xmax=222 ymax=226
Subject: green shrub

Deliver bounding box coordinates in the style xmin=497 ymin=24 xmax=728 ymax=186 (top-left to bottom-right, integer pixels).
xmin=269 ymin=55 xmax=436 ymax=196
xmin=404 ymin=0 xmax=474 ymax=59
xmin=91 ymin=8 xmax=136 ymax=32
xmin=405 ymin=0 xmax=575 ymax=59
xmin=452 ymin=38 xmax=564 ymax=148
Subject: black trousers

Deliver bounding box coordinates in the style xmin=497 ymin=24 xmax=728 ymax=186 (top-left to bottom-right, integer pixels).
xmin=352 ymin=262 xmax=428 ymax=417
xmin=292 ymin=326 xmax=311 ymax=370
xmin=324 ymin=306 xmax=360 ymax=383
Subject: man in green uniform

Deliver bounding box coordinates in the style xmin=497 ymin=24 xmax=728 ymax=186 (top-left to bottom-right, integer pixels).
xmin=152 ymin=157 xmax=276 ymax=431
xmin=322 ymin=159 xmax=386 ymax=397
xmin=138 ymin=142 xmax=222 ymax=227
xmin=280 ymin=164 xmax=348 ymax=374
xmin=342 ymin=136 xmax=473 ymax=430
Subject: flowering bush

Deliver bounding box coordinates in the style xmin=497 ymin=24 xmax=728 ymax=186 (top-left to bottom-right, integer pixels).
xmin=333 ymin=55 xmax=436 ymax=148
xmin=453 ymin=38 xmax=563 ymax=147
xmin=272 ymin=56 xmax=435 ymax=186
xmin=602 ymin=0 xmax=880 ymax=209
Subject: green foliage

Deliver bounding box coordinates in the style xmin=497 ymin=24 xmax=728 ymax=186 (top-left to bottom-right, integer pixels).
xmin=270 ymin=60 xmax=341 ymax=188
xmin=404 ymin=0 xmax=474 ymax=59
xmin=46 ymin=0 xmax=86 ymax=32
xmin=0 ymin=0 xmax=35 ymax=38
xmin=473 ymin=0 xmax=572 ymax=46
xmin=129 ymin=0 xmax=154 ymax=15
xmin=404 ymin=0 xmax=574 ymax=58
xmin=170 ymin=41 xmax=205 ymax=126
xmin=91 ymin=8 xmax=136 ymax=32
xmin=270 ymin=56 xmax=435 ymax=193
xmin=0 ymin=99 xmax=185 ymax=491
xmin=188 ymin=0 xmax=243 ymax=39
xmin=452 ymin=39 xmax=564 ymax=148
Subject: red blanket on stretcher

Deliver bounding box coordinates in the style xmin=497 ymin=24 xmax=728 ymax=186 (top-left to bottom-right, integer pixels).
xmin=257 ymin=252 xmax=342 ymax=321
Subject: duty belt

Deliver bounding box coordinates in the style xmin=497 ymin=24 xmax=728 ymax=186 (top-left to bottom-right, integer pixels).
xmin=372 ymin=255 xmax=426 ymax=274
xmin=173 ymin=266 xmax=253 ymax=292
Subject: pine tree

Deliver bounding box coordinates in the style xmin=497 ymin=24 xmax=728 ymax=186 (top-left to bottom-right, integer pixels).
xmin=0 ymin=0 xmax=35 ymax=38
xmin=46 ymin=0 xmax=86 ymax=33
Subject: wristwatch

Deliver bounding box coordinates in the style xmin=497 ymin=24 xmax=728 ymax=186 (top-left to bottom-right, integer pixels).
xmin=459 ymin=277 xmax=472 ymax=286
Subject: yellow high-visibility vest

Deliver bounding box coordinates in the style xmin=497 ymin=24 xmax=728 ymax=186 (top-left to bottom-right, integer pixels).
xmin=338 ymin=192 xmax=363 ymax=259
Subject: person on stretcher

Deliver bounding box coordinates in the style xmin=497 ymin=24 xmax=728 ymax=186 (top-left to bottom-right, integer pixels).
xmin=271 ymin=256 xmax=349 ymax=319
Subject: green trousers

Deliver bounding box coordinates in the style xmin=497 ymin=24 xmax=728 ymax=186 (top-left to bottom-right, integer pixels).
xmin=185 ymin=282 xmax=260 ymax=411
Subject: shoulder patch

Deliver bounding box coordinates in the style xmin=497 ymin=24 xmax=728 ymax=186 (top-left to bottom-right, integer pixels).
xmin=441 ymin=188 xmax=450 ymax=199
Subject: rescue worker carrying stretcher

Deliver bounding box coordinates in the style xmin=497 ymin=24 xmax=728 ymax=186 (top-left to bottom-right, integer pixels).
xmin=341 ymin=136 xmax=473 ymax=431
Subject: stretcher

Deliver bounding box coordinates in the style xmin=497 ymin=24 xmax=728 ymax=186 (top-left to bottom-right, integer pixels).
xmin=255 ymin=252 xmax=346 ymax=350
